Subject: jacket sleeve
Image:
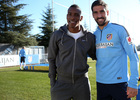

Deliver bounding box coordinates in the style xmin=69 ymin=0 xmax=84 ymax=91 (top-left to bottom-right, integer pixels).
xmin=119 ymin=26 xmax=139 ymax=89
xmin=24 ymin=50 xmax=26 ymax=57
xmin=48 ymin=32 xmax=58 ymax=87
xmin=88 ymin=34 xmax=96 ymax=60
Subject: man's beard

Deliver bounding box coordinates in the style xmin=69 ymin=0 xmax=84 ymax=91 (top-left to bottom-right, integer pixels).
xmin=96 ymin=17 xmax=106 ymax=26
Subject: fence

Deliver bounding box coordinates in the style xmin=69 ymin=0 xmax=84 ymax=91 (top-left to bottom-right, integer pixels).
xmin=0 ymin=55 xmax=19 ymax=67
xmin=0 ymin=54 xmax=48 ymax=67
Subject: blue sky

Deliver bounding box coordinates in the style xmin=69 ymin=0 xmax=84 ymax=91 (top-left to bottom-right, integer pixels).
xmin=17 ymin=0 xmax=140 ymax=45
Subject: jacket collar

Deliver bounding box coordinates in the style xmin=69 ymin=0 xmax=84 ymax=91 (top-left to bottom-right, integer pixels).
xmin=97 ymin=21 xmax=111 ymax=31
xmin=59 ymin=24 xmax=88 ymax=34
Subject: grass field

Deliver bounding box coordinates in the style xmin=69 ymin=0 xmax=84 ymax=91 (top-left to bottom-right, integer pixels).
xmin=0 ymin=57 xmax=140 ymax=100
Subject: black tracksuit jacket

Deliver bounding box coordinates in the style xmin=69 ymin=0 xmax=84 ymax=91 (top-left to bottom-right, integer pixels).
xmin=48 ymin=24 xmax=96 ymax=87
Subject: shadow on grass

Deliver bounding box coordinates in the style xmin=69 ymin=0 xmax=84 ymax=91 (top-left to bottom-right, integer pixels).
xmin=16 ymin=69 xmax=49 ymax=73
xmin=0 ymin=70 xmax=16 ymax=72
xmin=0 ymin=69 xmax=49 ymax=73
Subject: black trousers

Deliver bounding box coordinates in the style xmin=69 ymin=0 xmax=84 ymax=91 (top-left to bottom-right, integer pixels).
xmin=97 ymin=82 xmax=131 ymax=100
xmin=51 ymin=76 xmax=91 ymax=100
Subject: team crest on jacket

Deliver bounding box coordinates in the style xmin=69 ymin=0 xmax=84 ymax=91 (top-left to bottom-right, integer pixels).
xmin=106 ymin=34 xmax=112 ymax=41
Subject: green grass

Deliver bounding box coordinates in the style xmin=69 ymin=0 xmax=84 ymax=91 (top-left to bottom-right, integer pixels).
xmin=0 ymin=67 xmax=50 ymax=100
xmin=0 ymin=57 xmax=140 ymax=100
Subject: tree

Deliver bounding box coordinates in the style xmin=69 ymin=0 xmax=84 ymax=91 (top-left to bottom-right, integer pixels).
xmin=0 ymin=0 xmax=37 ymax=47
xmin=36 ymin=4 xmax=57 ymax=48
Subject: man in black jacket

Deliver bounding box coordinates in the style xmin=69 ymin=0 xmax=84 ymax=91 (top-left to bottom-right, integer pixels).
xmin=48 ymin=4 xmax=96 ymax=100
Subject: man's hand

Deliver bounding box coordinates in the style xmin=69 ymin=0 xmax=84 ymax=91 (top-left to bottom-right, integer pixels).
xmin=127 ymin=87 xmax=138 ymax=98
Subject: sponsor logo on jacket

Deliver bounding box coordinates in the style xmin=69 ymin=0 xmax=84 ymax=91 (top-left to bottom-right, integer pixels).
xmin=96 ymin=42 xmax=114 ymax=49
xmin=126 ymin=36 xmax=132 ymax=45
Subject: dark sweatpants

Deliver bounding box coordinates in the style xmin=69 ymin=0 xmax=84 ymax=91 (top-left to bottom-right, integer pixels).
xmin=51 ymin=76 xmax=91 ymax=100
xmin=97 ymin=82 xmax=131 ymax=100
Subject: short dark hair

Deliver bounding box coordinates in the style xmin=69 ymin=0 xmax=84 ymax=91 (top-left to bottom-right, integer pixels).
xmin=91 ymin=0 xmax=108 ymax=12
xmin=68 ymin=4 xmax=81 ymax=14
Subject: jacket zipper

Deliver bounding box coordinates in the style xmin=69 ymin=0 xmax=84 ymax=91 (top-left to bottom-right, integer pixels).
xmin=72 ymin=39 xmax=77 ymax=84
xmin=100 ymin=30 xmax=102 ymax=41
